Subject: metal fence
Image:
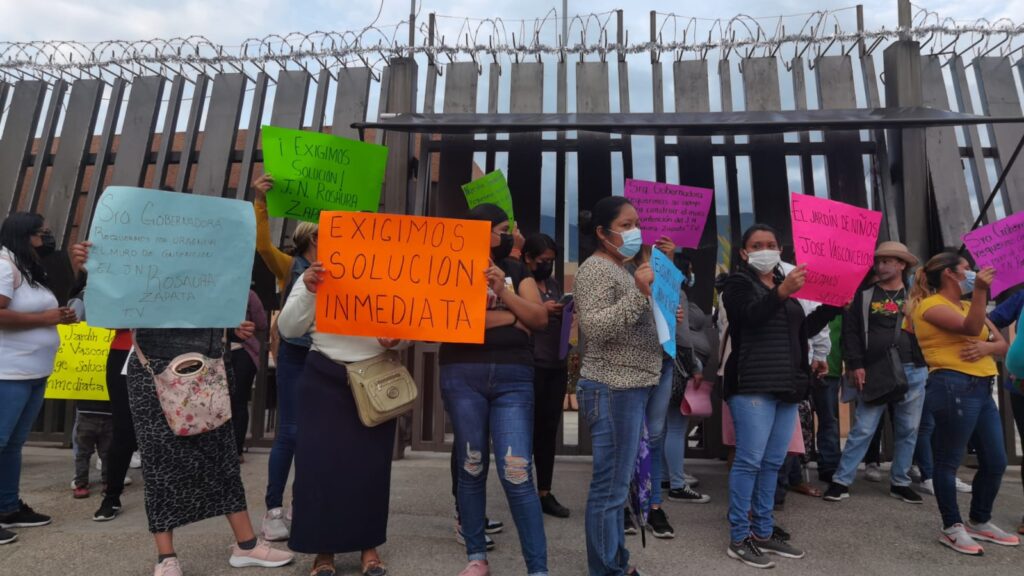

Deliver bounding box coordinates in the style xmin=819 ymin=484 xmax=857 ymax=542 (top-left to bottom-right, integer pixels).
xmin=6 ymin=4 xmax=1024 ymax=461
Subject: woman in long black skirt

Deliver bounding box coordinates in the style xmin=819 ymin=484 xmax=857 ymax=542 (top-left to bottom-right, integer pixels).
xmin=279 ymin=261 xmax=408 ymax=576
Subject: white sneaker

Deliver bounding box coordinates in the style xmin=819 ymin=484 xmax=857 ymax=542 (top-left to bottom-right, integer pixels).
xmin=261 ymin=508 xmax=290 ymax=542
xmin=955 ymin=477 xmax=972 ymax=493
xmin=123 ymin=475 xmax=132 ymax=486
xmin=920 ymin=479 xmax=935 ymax=495
xmin=939 ymin=524 xmax=984 ymax=555
xmin=965 ymin=521 xmax=1020 ymax=546
xmin=130 ymin=451 xmax=142 ymax=469
xmin=864 ymin=463 xmax=882 ymax=483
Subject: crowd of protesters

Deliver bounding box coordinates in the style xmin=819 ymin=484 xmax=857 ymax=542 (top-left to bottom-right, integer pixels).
xmin=2 ymin=181 xmax=1023 ymax=576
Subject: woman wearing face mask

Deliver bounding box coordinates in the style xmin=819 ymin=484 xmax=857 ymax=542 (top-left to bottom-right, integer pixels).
xmin=440 ymin=204 xmax=549 ymax=576
xmin=0 ymin=213 xmax=82 ymax=545
xmin=574 ymin=196 xmax=661 ymax=576
xmin=521 ymin=233 xmax=571 ymax=519
xmin=907 ymin=252 xmax=1016 ymax=555
xmin=721 ymin=224 xmax=842 ymax=569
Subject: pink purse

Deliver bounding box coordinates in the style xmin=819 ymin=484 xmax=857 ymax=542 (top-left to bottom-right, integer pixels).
xmin=132 ymin=332 xmax=232 ymax=437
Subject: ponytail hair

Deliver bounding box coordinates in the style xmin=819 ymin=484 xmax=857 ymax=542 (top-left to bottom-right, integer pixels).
xmin=907 ymin=250 xmax=961 ymax=317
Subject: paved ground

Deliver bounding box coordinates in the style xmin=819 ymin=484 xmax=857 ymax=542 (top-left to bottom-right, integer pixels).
xmin=2 ymin=446 xmax=1023 ymax=575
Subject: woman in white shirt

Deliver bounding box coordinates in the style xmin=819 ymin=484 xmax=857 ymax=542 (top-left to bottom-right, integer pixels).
xmin=278 ymin=260 xmax=407 ymax=576
xmin=0 ymin=212 xmax=81 ymax=545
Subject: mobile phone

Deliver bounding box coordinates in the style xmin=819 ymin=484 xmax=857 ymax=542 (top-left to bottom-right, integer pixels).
xmin=558 ymin=293 xmax=574 ymax=305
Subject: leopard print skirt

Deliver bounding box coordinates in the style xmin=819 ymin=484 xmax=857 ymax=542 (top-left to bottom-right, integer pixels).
xmin=126 ymin=345 xmax=247 ymax=533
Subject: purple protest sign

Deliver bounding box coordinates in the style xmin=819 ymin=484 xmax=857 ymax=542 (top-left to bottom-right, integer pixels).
xmin=963 ymin=211 xmax=1024 ymax=297
xmin=559 ymin=300 xmax=575 ymax=360
xmin=623 ymin=179 xmax=713 ymax=248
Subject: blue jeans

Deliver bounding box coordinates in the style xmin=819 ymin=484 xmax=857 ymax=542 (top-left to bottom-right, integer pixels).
xmin=0 ymin=377 xmax=48 ymax=514
xmin=833 ymin=364 xmax=927 ymax=487
xmin=577 ymin=379 xmax=652 ymax=576
xmin=265 ymin=340 xmax=307 ymax=509
xmin=727 ymin=394 xmax=797 ymax=543
xmin=812 ymin=376 xmax=842 ymax=481
xmin=926 ymin=370 xmax=1007 ymax=528
xmin=663 ymin=406 xmax=690 ymax=490
xmin=441 ymin=363 xmax=547 ymax=576
xmin=646 ymin=358 xmax=673 ymax=506
xmin=915 ymin=409 xmax=935 ymax=481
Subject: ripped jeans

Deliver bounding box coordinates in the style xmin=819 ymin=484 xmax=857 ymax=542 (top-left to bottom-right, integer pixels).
xmin=441 ymin=363 xmax=548 ymax=576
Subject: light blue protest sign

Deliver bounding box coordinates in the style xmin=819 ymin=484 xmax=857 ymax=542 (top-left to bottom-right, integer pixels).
xmin=650 ymin=249 xmax=683 ymax=358
xmin=84 ymin=187 xmax=256 ymax=328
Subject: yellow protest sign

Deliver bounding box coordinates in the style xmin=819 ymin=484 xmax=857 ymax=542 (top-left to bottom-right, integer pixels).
xmin=45 ymin=323 xmax=115 ymax=401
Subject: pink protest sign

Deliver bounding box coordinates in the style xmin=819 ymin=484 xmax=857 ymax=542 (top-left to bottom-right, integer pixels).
xmin=623 ymin=179 xmax=713 ymax=248
xmin=963 ymin=212 xmax=1024 ymax=297
xmin=791 ymin=193 xmax=882 ymax=307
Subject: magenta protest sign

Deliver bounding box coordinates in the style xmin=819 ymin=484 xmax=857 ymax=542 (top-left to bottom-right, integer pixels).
xmin=963 ymin=212 xmax=1024 ymax=297
xmin=791 ymin=193 xmax=882 ymax=307
xmin=623 ymin=179 xmax=713 ymax=248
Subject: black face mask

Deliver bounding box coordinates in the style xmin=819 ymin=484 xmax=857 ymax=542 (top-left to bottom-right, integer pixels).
xmin=532 ymin=261 xmax=553 ymax=281
xmin=492 ymin=233 xmax=513 ymax=261
xmin=35 ymin=231 xmax=56 ymax=258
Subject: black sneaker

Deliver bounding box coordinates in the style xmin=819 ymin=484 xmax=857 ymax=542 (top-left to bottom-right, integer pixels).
xmin=646 ymin=508 xmax=675 ymax=539
xmin=540 ymin=493 xmax=570 ymax=518
xmin=624 ymin=513 xmax=638 ymax=535
xmin=727 ymin=537 xmax=776 ymax=569
xmin=93 ymin=496 xmax=121 ymax=522
xmin=455 ymin=526 xmax=495 ymax=550
xmin=0 ymin=527 xmax=16 ymax=545
xmin=484 ymin=518 xmax=503 ymax=534
xmin=890 ymin=485 xmax=924 ymax=504
xmin=668 ymin=485 xmax=711 ymax=503
xmin=822 ymin=482 xmax=849 ymax=502
xmin=0 ymin=501 xmax=51 ymax=528
xmin=753 ymin=533 xmax=806 ymax=559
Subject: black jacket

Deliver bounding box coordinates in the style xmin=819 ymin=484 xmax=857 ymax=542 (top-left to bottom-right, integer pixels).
xmin=721 ymin=265 xmax=841 ymax=401
xmin=841 ymin=284 xmax=925 ymax=371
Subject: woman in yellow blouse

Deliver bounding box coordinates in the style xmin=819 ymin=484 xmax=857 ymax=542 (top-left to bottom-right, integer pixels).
xmin=908 ymin=251 xmax=1015 ymax=555
xmin=251 ymin=173 xmax=318 ymax=541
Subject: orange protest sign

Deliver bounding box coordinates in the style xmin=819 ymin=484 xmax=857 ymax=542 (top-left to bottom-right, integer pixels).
xmin=316 ymin=212 xmax=491 ymax=343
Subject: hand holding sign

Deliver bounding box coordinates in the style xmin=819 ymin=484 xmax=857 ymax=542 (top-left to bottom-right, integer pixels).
xmin=962 ymin=212 xmax=1024 ymax=297
xmin=790 ymin=194 xmax=881 ymax=307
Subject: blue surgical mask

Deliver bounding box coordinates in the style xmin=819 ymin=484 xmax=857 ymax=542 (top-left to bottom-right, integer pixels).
xmin=960 ymin=270 xmax=977 ymax=295
xmin=608 ymin=228 xmax=643 ymax=259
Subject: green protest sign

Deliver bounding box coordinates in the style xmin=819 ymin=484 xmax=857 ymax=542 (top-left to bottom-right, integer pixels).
xmin=261 ymin=125 xmax=388 ymax=222
xmin=461 ymin=170 xmax=515 ymax=229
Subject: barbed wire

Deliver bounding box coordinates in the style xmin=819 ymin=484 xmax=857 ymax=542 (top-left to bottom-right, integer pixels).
xmin=0 ymin=8 xmax=1021 ymax=85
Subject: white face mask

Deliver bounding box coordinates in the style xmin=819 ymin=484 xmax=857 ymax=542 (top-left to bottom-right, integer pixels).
xmin=746 ymin=249 xmax=781 ymax=274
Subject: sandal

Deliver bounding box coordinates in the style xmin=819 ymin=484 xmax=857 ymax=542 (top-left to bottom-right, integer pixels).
xmin=790 ymin=482 xmax=823 ymax=498
xmin=363 ymin=558 xmax=388 ymax=576
xmin=311 ymin=557 xmax=336 ymax=576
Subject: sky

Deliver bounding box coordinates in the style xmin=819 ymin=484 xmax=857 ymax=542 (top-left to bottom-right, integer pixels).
xmin=0 ymin=0 xmax=1018 ymax=45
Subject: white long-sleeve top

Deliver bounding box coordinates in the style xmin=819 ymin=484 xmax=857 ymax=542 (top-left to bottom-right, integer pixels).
xmin=780 ymin=261 xmax=831 ymax=363
xmin=278 ymin=282 xmax=410 ymax=363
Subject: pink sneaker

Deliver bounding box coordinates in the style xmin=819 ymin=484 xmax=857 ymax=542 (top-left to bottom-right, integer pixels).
xmin=154 ymin=557 xmax=183 ymax=576
xmin=458 ymin=560 xmax=490 ymax=576
xmin=966 ymin=521 xmax=1021 ymax=546
xmin=939 ymin=524 xmax=984 ymax=556
xmin=228 ymin=539 xmax=294 ymax=568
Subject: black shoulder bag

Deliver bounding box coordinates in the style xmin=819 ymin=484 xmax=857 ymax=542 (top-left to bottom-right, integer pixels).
xmin=861 ymin=291 xmax=909 ymax=405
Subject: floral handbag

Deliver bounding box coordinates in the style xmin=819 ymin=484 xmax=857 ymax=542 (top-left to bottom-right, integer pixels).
xmin=131 ymin=332 xmax=232 ymax=436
